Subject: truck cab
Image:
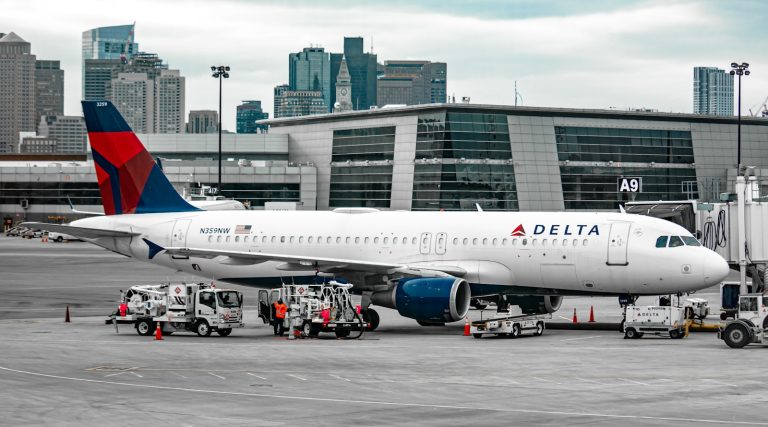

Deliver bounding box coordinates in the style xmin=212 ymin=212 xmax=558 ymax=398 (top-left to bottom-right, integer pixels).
xmin=719 ymin=294 xmax=768 ymax=348
xmin=193 ymin=288 xmax=243 ymax=336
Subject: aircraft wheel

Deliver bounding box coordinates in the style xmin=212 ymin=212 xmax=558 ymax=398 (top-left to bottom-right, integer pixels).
xmin=723 ymin=323 xmax=750 ymax=348
xmin=195 ymin=320 xmax=212 ymax=337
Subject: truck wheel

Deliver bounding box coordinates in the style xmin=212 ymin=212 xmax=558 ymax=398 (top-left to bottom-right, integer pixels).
xmin=195 ymin=320 xmax=212 ymax=337
xmin=472 ymin=333 xmax=482 ymax=339
xmin=533 ymin=321 xmax=545 ymax=336
xmin=135 ymin=319 xmax=153 ymax=336
xmin=302 ymin=321 xmax=313 ymax=337
xmin=723 ymin=323 xmax=750 ymax=348
xmin=363 ymin=309 xmax=380 ymax=331
xmin=335 ymin=327 xmax=350 ymax=338
xmin=624 ymin=327 xmax=638 ymax=339
xmin=216 ymin=328 xmax=232 ymax=337
xmin=669 ymin=329 xmax=681 ymax=339
xmin=511 ymin=324 xmax=521 ymax=338
xmin=55 ymin=236 xmax=63 ymax=243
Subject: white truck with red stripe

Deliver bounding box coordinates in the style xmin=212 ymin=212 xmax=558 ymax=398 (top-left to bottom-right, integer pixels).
xmin=114 ymin=283 xmax=244 ymax=337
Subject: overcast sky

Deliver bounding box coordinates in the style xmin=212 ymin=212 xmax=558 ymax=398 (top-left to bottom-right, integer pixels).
xmin=3 ymin=0 xmax=767 ymax=130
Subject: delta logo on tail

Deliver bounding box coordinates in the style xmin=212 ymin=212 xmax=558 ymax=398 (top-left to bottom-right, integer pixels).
xmin=511 ymin=224 xmax=600 ymax=237
xmin=82 ymin=101 xmax=199 ymax=215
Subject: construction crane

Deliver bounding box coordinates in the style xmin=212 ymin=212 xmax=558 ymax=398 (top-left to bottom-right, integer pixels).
xmin=119 ymin=22 xmax=136 ymax=65
xmin=748 ymin=95 xmax=768 ymax=117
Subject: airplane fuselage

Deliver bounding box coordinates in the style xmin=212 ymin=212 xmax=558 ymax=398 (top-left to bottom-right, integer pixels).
xmin=72 ymin=210 xmax=727 ymax=296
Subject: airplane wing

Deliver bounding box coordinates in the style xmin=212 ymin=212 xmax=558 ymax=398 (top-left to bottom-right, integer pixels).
xmin=162 ymin=246 xmax=466 ymax=277
xmin=20 ymin=222 xmax=138 ymax=239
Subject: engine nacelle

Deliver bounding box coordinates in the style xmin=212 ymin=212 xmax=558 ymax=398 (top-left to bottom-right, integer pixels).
xmin=506 ymin=295 xmax=563 ymax=315
xmin=371 ymin=277 xmax=471 ymax=323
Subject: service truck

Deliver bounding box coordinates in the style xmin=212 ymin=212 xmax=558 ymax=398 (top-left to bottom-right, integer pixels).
xmin=113 ymin=283 xmax=244 ymax=337
xmin=470 ymin=313 xmax=548 ymax=339
xmin=623 ymin=305 xmax=687 ymax=339
xmin=719 ymin=293 xmax=768 ymax=348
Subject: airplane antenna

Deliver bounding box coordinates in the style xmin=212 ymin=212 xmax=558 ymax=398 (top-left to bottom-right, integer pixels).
xmin=475 ymin=203 xmax=484 ymax=212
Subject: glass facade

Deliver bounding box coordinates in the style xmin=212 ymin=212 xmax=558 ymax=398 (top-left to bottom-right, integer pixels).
xmin=220 ymin=183 xmax=300 ymax=208
xmin=555 ymin=126 xmax=697 ymax=210
xmin=412 ymin=111 xmax=518 ymax=211
xmin=0 ymin=182 xmax=101 ymax=206
xmin=329 ymin=127 xmax=396 ymax=208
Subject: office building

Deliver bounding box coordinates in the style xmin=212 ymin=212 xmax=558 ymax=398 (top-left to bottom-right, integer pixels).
xmin=82 ymin=24 xmax=138 ymax=99
xmin=694 ymin=67 xmax=734 ymax=116
xmin=273 ymin=84 xmax=289 ymax=118
xmin=343 ymin=37 xmax=377 ymax=110
xmin=289 ymin=47 xmax=332 ymax=111
xmin=377 ymin=60 xmax=446 ymax=106
xmin=38 ymin=115 xmax=88 ymax=153
xmin=0 ymin=32 xmax=36 ymax=153
xmin=154 ymin=69 xmax=185 ymax=133
xmin=236 ymin=100 xmax=268 ymax=133
xmin=84 ymin=52 xmax=166 ymax=101
xmin=109 ymin=72 xmax=154 ymax=133
xmin=263 ymin=103 xmax=768 ymax=211
xmin=186 ymin=110 xmax=218 ymax=133
xmin=276 ymin=91 xmax=326 ymax=118
xmin=19 ymin=136 xmax=57 ymax=153
xmin=34 ymin=60 xmax=64 ymax=129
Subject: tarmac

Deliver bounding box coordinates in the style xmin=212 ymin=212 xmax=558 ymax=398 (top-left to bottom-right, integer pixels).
xmin=1 ymin=236 xmax=767 ymax=426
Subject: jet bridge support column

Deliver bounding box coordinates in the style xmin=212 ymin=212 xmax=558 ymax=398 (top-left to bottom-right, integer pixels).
xmin=736 ymin=176 xmax=748 ymax=295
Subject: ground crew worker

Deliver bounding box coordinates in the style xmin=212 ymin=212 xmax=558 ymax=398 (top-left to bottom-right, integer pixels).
xmin=274 ymin=299 xmax=287 ymax=336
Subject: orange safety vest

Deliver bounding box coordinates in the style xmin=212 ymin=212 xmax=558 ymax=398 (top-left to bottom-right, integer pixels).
xmin=275 ymin=303 xmax=287 ymax=319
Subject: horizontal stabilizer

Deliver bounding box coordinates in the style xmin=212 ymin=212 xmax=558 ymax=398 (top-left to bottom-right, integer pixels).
xmin=21 ymin=222 xmax=138 ymax=240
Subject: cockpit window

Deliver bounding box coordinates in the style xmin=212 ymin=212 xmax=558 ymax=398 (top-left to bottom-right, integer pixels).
xmin=681 ymin=236 xmax=701 ymax=246
xmin=655 ymin=236 xmax=668 ymax=248
xmin=668 ymin=236 xmax=684 ymax=247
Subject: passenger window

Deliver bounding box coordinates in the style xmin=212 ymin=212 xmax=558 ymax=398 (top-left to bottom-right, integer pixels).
xmin=502 ymin=238 xmax=508 ymax=246
xmin=355 ymin=237 xmax=360 ymax=244
xmin=280 ymin=236 xmax=286 ymax=243
xmin=336 ymin=237 xmax=341 ymax=244
xmin=208 ymin=236 xmax=212 ymax=243
xmin=384 ymin=237 xmax=389 ymax=244
xmin=365 ymin=237 xmax=370 ymax=244
xmin=492 ymin=238 xmax=498 ymax=246
xmin=452 ymin=238 xmax=457 ymax=245
xmin=552 ymin=239 xmax=557 ymax=246
xmin=317 ymin=236 xmax=322 ymax=243
xmin=482 ymin=238 xmax=488 ymax=245
xmin=271 ymin=236 xmax=276 ymax=243
xmin=582 ymin=239 xmax=588 ymax=246
xmin=668 ymin=236 xmax=684 ymax=247
xmin=522 ymin=238 xmax=527 ymax=246
xmin=262 ymin=236 xmax=266 ymax=243
xmin=463 ymin=238 xmax=469 ymax=245
xmin=217 ymin=236 xmax=222 ymax=243
xmin=542 ymin=239 xmax=547 ymax=246
xmin=655 ymin=236 xmax=668 ymax=248
xmin=289 ymin=236 xmax=294 ymax=243
xmin=513 ymin=238 xmax=518 ymax=246
xmin=472 ymin=238 xmax=478 ymax=245
xmin=395 ymin=237 xmax=400 ymax=245
xmin=299 ymin=236 xmax=304 ymax=243
xmin=375 ymin=237 xmax=380 ymax=244
xmin=244 ymin=236 xmax=249 ymax=243
xmin=412 ymin=237 xmax=417 ymax=245
xmin=326 ymin=237 xmax=331 ymax=244
xmin=235 ymin=236 xmax=240 ymax=243
xmin=346 ymin=237 xmax=351 ymax=244
xmin=681 ymin=236 xmax=701 ymax=246
xmin=225 ymin=236 xmax=231 ymax=243
xmin=308 ymin=236 xmax=314 ymax=243
xmin=532 ymin=239 xmax=537 ymax=247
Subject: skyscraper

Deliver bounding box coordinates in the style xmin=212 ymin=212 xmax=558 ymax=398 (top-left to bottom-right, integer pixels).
xmin=334 ymin=57 xmax=352 ymax=113
xmin=343 ymin=37 xmax=377 ymax=110
xmin=694 ymin=66 xmax=734 ymax=116
xmin=109 ymin=72 xmax=154 ymax=133
xmin=82 ymin=24 xmax=138 ymax=98
xmin=34 ymin=60 xmax=64 ymax=129
xmin=0 ymin=32 xmax=36 ymax=153
xmin=377 ymin=60 xmax=447 ymax=106
xmin=236 ymin=100 xmax=268 ymax=133
xmin=38 ymin=115 xmax=87 ymax=153
xmin=273 ymin=84 xmax=289 ymax=118
xmin=186 ymin=110 xmax=218 ymax=133
xmin=154 ymin=69 xmax=185 ymax=133
xmin=84 ymin=52 xmax=166 ymax=101
xmin=289 ymin=47 xmax=332 ymax=111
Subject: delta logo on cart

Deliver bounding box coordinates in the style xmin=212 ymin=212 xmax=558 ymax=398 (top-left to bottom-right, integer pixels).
xmin=511 ymin=224 xmax=600 ymax=237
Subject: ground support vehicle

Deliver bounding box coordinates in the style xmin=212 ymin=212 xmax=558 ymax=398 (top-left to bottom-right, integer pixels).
xmin=719 ymin=282 xmax=754 ymax=320
xmin=719 ymin=293 xmax=768 ymax=348
xmin=623 ymin=305 xmax=687 ymax=339
xmin=470 ymin=313 xmax=549 ymax=339
xmin=111 ymin=283 xmax=244 ymax=337
xmin=683 ymin=298 xmax=710 ymax=320
xmin=258 ymin=281 xmax=366 ymax=339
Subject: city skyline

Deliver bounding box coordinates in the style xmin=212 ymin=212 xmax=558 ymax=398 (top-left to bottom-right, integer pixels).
xmin=3 ymin=0 xmax=767 ymax=130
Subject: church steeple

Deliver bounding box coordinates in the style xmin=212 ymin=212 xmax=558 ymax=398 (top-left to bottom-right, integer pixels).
xmin=334 ymin=56 xmax=352 ymax=112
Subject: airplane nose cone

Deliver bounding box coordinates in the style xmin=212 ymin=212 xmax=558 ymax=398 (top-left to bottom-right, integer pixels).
xmin=703 ymin=251 xmax=729 ymax=286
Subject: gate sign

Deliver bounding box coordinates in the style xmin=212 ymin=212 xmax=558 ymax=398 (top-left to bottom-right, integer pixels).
xmin=618 ymin=177 xmax=642 ymax=193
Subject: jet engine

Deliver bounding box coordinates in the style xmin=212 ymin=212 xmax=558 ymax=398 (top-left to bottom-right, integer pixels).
xmin=506 ymin=295 xmax=563 ymax=315
xmin=371 ymin=277 xmax=471 ymax=323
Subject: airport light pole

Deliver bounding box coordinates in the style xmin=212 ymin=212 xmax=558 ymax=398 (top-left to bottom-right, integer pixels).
xmin=211 ymin=65 xmax=230 ymax=193
xmin=730 ymin=62 xmax=749 ymax=176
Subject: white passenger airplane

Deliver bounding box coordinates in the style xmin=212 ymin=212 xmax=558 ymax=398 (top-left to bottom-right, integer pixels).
xmin=24 ymin=101 xmax=729 ymax=329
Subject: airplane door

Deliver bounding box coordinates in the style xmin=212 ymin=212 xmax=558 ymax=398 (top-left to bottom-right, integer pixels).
xmin=172 ymin=219 xmax=191 ymax=247
xmin=435 ymin=232 xmax=447 ymax=255
xmin=607 ymin=222 xmax=631 ymax=265
xmin=419 ymin=232 xmax=432 ymax=255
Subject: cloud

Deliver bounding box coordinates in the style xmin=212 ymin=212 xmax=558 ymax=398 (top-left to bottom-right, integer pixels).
xmin=3 ymin=0 xmax=767 ymax=128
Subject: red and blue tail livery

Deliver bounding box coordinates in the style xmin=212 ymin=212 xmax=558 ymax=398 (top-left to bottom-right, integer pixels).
xmin=82 ymin=101 xmax=199 ymax=215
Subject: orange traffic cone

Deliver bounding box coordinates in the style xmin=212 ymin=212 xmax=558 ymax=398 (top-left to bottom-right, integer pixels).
xmin=154 ymin=323 xmax=163 ymax=340
xmin=572 ymin=308 xmax=578 ymax=324
xmin=64 ymin=305 xmax=71 ymax=323
xmin=589 ymin=305 xmax=595 ymax=323
xmin=463 ymin=317 xmax=471 ymax=336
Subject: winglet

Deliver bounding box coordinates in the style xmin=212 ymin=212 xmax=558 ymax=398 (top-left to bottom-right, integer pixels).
xmin=619 ymin=204 xmax=626 ymax=214
xmin=475 ymin=203 xmax=484 ymax=212
xmin=142 ymin=238 xmax=165 ymax=260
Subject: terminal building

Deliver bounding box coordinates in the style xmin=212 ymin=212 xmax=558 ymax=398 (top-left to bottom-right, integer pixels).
xmin=3 ymin=103 xmax=768 ymax=224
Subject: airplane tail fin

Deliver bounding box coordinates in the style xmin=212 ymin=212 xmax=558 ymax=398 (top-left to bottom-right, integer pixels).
xmin=81 ymin=101 xmax=199 ymax=215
